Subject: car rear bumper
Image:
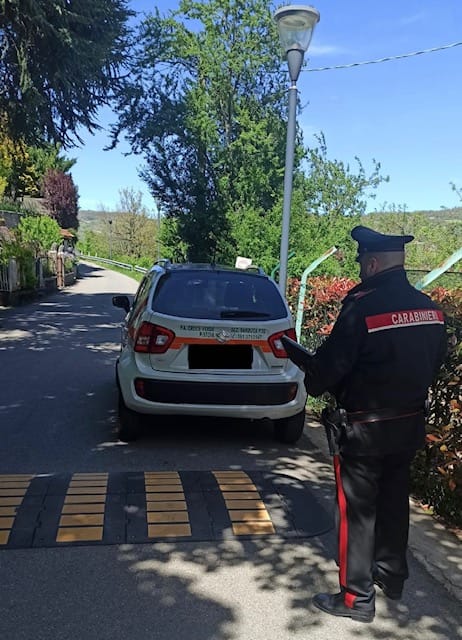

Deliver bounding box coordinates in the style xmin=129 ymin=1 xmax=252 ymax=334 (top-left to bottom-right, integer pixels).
xmin=118 ymin=364 xmax=307 ymax=420
xmin=135 ymin=378 xmax=298 ymax=405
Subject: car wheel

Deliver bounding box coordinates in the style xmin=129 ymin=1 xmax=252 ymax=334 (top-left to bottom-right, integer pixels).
xmin=118 ymin=392 xmax=140 ymax=442
xmin=274 ymin=410 xmax=305 ymax=444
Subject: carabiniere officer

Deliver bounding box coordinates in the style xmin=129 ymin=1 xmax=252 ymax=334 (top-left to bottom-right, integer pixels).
xmin=297 ymin=226 xmax=447 ymax=623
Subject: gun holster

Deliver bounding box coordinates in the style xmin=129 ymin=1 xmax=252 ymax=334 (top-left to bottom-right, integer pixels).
xmin=321 ymin=407 xmax=348 ymax=456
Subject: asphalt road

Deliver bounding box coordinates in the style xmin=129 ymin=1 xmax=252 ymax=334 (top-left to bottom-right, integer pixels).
xmin=0 ymin=261 xmax=460 ymax=640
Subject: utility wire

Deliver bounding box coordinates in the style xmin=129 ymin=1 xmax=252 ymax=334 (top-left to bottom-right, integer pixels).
xmin=303 ymin=41 xmax=462 ymax=73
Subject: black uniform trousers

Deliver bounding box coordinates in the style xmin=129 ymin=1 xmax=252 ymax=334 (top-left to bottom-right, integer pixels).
xmin=333 ymin=449 xmax=415 ymax=609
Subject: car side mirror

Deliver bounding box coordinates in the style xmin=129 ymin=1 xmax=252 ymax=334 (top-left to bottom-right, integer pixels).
xmin=112 ymin=295 xmax=131 ymax=313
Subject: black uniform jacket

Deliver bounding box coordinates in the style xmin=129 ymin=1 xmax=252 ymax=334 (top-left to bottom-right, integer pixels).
xmin=305 ymin=267 xmax=447 ymax=455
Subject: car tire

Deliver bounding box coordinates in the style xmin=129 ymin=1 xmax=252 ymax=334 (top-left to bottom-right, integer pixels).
xmin=118 ymin=392 xmax=140 ymax=442
xmin=274 ymin=410 xmax=305 ymax=444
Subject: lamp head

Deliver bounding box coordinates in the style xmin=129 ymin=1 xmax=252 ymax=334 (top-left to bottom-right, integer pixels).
xmin=274 ymin=5 xmax=320 ymax=54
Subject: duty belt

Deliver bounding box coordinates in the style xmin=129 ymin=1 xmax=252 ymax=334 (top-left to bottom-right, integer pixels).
xmin=346 ymin=407 xmax=424 ymax=424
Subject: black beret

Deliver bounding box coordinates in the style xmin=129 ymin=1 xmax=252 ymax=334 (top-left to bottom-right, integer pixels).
xmin=351 ymin=225 xmax=414 ymax=256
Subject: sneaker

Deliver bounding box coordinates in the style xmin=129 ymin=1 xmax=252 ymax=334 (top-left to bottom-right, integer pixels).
xmin=312 ymin=592 xmax=375 ymax=623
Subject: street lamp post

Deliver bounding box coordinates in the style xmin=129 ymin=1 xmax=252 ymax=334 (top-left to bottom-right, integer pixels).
xmin=108 ymin=219 xmax=113 ymax=260
xmin=274 ymin=5 xmax=320 ymax=295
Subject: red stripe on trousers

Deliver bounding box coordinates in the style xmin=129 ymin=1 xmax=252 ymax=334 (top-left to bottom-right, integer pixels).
xmin=334 ymin=455 xmax=348 ymax=589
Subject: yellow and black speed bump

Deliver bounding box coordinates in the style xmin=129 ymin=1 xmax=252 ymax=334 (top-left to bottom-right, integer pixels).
xmin=0 ymin=471 xmax=332 ymax=549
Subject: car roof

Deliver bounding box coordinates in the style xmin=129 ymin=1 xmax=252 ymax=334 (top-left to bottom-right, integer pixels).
xmin=149 ymin=260 xmax=267 ymax=278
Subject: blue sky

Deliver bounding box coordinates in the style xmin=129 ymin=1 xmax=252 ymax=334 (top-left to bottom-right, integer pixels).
xmin=71 ymin=0 xmax=462 ymax=214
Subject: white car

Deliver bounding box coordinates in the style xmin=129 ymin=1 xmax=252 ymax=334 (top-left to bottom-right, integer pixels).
xmin=112 ymin=261 xmax=307 ymax=443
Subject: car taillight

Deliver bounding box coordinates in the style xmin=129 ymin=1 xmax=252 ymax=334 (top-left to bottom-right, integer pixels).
xmin=134 ymin=322 xmax=175 ymax=354
xmin=268 ymin=328 xmax=297 ymax=358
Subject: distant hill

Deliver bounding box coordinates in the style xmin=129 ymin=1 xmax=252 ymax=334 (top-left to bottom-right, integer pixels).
xmin=369 ymin=207 xmax=462 ymax=221
xmin=77 ymin=206 xmax=462 ymax=237
xmin=79 ymin=206 xmax=462 ymax=222
xmin=78 ymin=209 xmax=120 ymax=223
xmin=78 ymin=209 xmax=122 ymax=231
xmin=419 ymin=207 xmax=462 ymax=221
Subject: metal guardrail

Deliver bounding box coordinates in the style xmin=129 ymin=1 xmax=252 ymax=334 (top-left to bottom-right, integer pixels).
xmin=80 ymin=255 xmax=148 ymax=274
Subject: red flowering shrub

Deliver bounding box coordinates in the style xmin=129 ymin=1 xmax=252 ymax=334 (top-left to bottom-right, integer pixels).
xmin=412 ymin=286 xmax=462 ymax=527
xmin=287 ymin=275 xmax=356 ymax=350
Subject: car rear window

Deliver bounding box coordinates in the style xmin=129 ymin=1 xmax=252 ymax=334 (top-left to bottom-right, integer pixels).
xmin=151 ymin=270 xmax=287 ymax=320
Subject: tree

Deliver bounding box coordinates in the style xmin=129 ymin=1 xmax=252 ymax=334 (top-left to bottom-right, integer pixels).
xmin=111 ymin=1 xmax=388 ymax=273
xmin=0 ymin=0 xmax=133 ymax=146
xmin=110 ymin=0 xmax=291 ymax=263
xmin=450 ymin=182 xmax=462 ymax=203
xmin=112 ymin=188 xmax=158 ymax=260
xmin=365 ymin=207 xmax=462 ymax=279
xmin=304 ymin=134 xmax=386 ymax=220
xmin=78 ymin=228 xmax=106 ymax=259
xmin=76 ymin=190 xmax=159 ymax=263
xmin=43 ymin=170 xmax=79 ymax=229
xmin=0 ymin=126 xmax=76 ymax=200
xmin=228 ymin=133 xmax=388 ymax=278
xmin=0 ymin=127 xmax=36 ymax=199
xmin=27 ymin=143 xmax=76 ymax=195
xmin=287 ymin=133 xmax=388 ymax=278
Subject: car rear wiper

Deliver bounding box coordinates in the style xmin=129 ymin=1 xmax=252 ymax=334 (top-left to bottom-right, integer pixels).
xmin=220 ymin=310 xmax=271 ymax=318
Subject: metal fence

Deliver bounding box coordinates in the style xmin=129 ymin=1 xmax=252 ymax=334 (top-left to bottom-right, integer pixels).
xmin=0 ymin=252 xmax=78 ymax=299
xmin=0 ymin=259 xmax=20 ymax=292
xmin=407 ymin=269 xmax=462 ymax=291
xmin=0 ymin=263 xmax=10 ymax=292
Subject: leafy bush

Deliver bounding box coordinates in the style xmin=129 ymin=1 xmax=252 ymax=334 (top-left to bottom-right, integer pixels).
xmin=16 ymin=215 xmax=62 ymax=256
xmin=0 ymin=215 xmax=60 ymax=289
xmin=64 ymin=256 xmax=77 ymax=273
xmin=412 ymin=287 xmax=462 ymax=527
xmin=0 ymin=241 xmax=37 ymax=288
xmin=287 ymin=275 xmax=356 ymax=350
xmin=287 ymin=275 xmax=357 ymax=413
xmin=0 ymin=199 xmax=21 ymax=212
xmin=19 ymin=250 xmax=37 ymax=289
xmin=288 ymin=275 xmax=462 ymax=527
xmin=136 ymin=255 xmax=157 ymax=269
